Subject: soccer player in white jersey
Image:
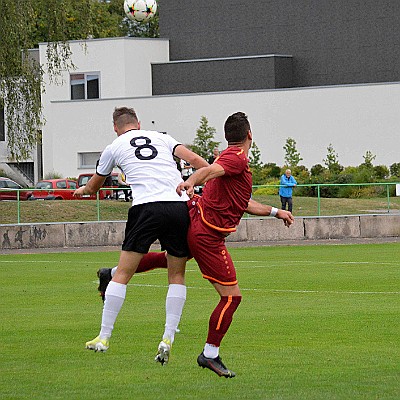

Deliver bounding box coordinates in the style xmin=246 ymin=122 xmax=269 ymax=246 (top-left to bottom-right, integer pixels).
xmin=74 ymin=107 xmax=208 ymax=364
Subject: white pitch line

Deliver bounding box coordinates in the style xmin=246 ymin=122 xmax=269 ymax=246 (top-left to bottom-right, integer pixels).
xmin=116 ymin=282 xmax=400 ymax=295
xmin=3 ymin=260 xmax=399 ymax=295
xmin=234 ymin=260 xmax=398 ymax=266
xmin=1 ymin=259 xmax=397 ymax=266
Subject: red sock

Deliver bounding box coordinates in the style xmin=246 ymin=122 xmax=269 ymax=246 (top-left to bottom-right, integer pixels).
xmin=206 ymin=295 xmax=242 ymax=347
xmin=136 ymin=252 xmax=167 ymax=273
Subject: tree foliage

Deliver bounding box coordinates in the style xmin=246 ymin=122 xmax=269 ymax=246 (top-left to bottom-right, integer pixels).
xmin=323 ymin=143 xmax=343 ymax=174
xmin=389 ymin=162 xmax=400 ymax=177
xmin=0 ymin=0 xmax=159 ymax=161
xmin=283 ymin=137 xmax=303 ymax=168
xmin=360 ymin=150 xmax=376 ymax=169
xmin=249 ymin=142 xmax=264 ymax=185
xmin=190 ymin=116 xmax=220 ymax=161
xmin=249 ymin=141 xmax=263 ymax=170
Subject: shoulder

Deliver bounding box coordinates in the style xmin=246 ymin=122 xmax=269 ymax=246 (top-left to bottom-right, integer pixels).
xmin=220 ymin=147 xmax=247 ymax=160
xmin=100 ymin=144 xmax=114 ymax=158
xmin=215 ymin=147 xmax=248 ymax=174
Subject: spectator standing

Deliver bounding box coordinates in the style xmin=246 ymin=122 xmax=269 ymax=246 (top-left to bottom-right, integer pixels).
xmin=208 ymin=147 xmax=220 ymax=164
xmin=279 ymin=169 xmax=297 ymax=213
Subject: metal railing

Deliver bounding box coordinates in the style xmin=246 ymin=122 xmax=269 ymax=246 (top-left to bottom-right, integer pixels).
xmin=252 ymin=182 xmax=400 ymax=217
xmin=1 ymin=182 xmax=399 ymax=224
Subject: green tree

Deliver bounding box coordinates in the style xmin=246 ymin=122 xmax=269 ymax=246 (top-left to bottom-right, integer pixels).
xmin=190 ymin=116 xmax=220 ymax=161
xmin=323 ymin=143 xmax=343 ymax=174
xmin=310 ymin=163 xmax=326 ymax=177
xmin=389 ymin=162 xmax=400 ymax=177
xmin=249 ymin=141 xmax=263 ymax=169
xmin=249 ymin=142 xmax=264 ymax=184
xmin=360 ymin=150 xmax=376 ymax=169
xmin=1 ymin=0 xmax=160 ymax=161
xmin=283 ymin=137 xmax=303 ymax=168
xmin=373 ymin=165 xmax=389 ymax=180
xmin=262 ymin=162 xmax=281 ymax=179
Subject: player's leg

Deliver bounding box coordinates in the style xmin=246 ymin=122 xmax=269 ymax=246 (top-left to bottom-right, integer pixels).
xmin=154 ymin=201 xmax=190 ymax=366
xmin=87 ymin=203 xmax=159 ymax=352
xmin=187 ymin=211 xmax=240 ymax=377
xmin=196 ymin=281 xmax=241 ymax=378
xmin=86 ymin=250 xmax=143 ymax=352
xmin=97 ymin=252 xmax=168 ymax=301
xmin=155 ymin=254 xmax=187 ymax=365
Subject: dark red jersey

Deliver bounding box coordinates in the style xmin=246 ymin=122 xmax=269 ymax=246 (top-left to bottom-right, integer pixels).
xmin=197 ymin=146 xmax=252 ymax=233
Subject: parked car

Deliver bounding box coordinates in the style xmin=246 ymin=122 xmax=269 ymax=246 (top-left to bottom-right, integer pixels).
xmin=30 ymin=179 xmax=78 ymax=200
xmin=0 ymin=177 xmax=32 ymax=201
xmin=77 ymin=173 xmax=118 ymax=200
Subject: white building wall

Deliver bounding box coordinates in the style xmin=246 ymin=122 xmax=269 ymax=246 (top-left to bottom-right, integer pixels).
xmin=40 ymin=38 xmax=400 ymax=179
xmin=39 ymin=37 xmax=170 ymax=176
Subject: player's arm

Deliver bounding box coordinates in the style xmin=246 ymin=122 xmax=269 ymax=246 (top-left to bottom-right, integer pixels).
xmin=176 ymin=163 xmax=225 ymax=197
xmin=246 ymin=198 xmax=294 ymax=227
xmin=174 ymin=144 xmax=209 ymax=170
xmin=74 ymin=173 xmax=107 ymax=197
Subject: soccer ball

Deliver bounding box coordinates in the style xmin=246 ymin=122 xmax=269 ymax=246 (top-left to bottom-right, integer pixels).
xmin=124 ymin=0 xmax=158 ymax=22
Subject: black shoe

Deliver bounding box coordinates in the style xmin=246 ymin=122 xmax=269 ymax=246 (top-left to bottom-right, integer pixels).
xmin=197 ymin=352 xmax=236 ymax=378
xmin=97 ymin=268 xmax=112 ymax=302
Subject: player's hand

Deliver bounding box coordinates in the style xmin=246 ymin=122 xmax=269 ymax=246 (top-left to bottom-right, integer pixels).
xmin=73 ymin=186 xmax=86 ymax=198
xmin=276 ymin=209 xmax=294 ymax=227
xmin=176 ymin=181 xmax=194 ymax=198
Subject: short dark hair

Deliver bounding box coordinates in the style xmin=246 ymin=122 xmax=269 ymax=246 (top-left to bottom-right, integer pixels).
xmin=113 ymin=107 xmax=138 ymax=129
xmin=224 ymin=112 xmax=251 ymax=144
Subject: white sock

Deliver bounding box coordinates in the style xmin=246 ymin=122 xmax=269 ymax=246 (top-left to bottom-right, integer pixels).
xmin=204 ymin=343 xmax=219 ymax=359
xmin=99 ymin=281 xmax=126 ymax=339
xmin=163 ymin=284 xmax=186 ymax=344
xmin=111 ymin=266 xmax=117 ymax=278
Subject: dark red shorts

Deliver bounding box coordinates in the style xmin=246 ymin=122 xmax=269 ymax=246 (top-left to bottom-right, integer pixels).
xmin=187 ymin=202 xmax=237 ymax=285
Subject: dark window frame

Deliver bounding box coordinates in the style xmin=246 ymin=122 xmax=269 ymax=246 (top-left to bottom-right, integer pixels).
xmin=70 ymin=72 xmax=100 ymax=100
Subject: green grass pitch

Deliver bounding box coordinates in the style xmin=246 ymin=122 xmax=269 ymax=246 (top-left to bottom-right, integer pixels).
xmin=1 ymin=243 xmax=399 ymax=399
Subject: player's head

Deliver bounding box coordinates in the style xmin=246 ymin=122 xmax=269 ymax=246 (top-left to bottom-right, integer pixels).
xmin=224 ymin=112 xmax=251 ymax=145
xmin=113 ymin=107 xmax=139 ymax=133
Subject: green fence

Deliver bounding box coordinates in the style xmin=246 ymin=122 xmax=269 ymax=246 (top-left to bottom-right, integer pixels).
xmin=252 ymin=182 xmax=400 ymax=217
xmin=1 ymin=183 xmax=399 ymax=225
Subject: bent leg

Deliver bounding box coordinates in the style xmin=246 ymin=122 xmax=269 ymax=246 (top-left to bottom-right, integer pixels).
xmin=136 ymin=251 xmax=167 ymax=273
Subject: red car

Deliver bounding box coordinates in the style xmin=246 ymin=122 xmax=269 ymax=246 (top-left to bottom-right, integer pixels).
xmin=0 ymin=177 xmax=32 ymax=201
xmin=30 ymin=179 xmax=78 ymax=200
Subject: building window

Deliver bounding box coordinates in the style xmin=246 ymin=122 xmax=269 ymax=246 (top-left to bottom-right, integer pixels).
xmin=0 ymin=107 xmax=5 ymax=141
xmin=70 ymin=73 xmax=100 ymax=100
xmin=78 ymin=152 xmax=101 ymax=168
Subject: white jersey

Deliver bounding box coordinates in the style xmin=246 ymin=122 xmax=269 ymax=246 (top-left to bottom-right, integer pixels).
xmin=97 ymin=129 xmax=189 ymax=206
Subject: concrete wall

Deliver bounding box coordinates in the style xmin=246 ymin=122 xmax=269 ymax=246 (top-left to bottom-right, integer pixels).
xmin=1 ymin=214 xmax=398 ymax=251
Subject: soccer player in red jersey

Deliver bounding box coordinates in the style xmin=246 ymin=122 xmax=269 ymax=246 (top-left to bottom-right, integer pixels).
xmin=177 ymin=112 xmax=294 ymax=378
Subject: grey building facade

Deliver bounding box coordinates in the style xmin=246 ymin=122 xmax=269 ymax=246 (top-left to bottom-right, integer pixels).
xmin=152 ymin=0 xmax=400 ymax=94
